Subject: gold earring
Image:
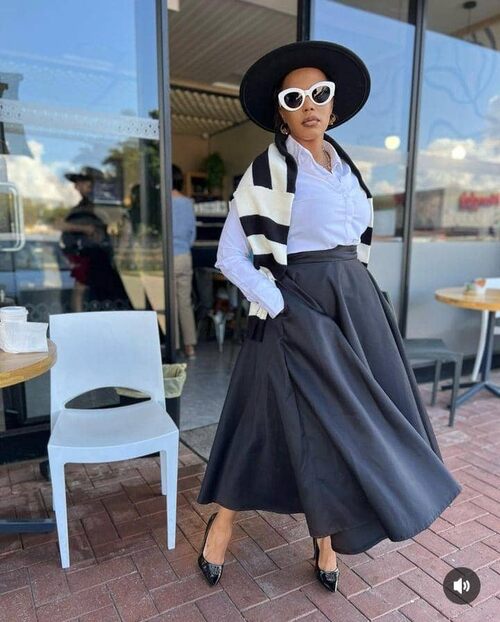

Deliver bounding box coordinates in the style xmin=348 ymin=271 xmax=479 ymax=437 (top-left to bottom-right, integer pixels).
xmin=280 ymin=122 xmax=290 ymax=135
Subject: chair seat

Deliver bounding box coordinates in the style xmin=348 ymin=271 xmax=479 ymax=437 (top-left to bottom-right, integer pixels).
xmin=404 ymin=338 xmax=462 ymax=361
xmin=49 ymin=400 xmax=178 ymax=458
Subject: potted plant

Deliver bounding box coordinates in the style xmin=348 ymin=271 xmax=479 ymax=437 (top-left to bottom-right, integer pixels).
xmin=203 ymin=152 xmax=225 ymax=195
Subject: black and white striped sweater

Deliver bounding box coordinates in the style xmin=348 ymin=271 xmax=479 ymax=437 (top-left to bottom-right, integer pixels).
xmin=232 ymin=131 xmax=374 ymax=341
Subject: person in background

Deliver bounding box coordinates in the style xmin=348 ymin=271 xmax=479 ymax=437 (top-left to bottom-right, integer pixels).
xmin=171 ymin=164 xmax=198 ymax=359
xmin=60 ymin=167 xmax=130 ymax=313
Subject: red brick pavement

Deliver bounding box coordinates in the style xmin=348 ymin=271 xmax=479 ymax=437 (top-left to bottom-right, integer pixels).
xmin=0 ymin=382 xmax=499 ymax=621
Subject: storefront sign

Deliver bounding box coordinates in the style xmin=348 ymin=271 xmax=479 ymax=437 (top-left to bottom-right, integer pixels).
xmin=459 ymin=192 xmax=499 ymax=211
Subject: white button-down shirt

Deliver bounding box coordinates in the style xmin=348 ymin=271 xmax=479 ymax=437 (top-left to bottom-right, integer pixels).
xmin=214 ymin=134 xmax=372 ymax=318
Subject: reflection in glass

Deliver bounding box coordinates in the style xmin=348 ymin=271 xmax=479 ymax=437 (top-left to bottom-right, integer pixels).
xmin=0 ymin=0 xmax=163 ymax=324
xmin=311 ymin=0 xmax=414 ymax=242
xmin=0 ymin=0 xmax=164 ymax=432
xmin=415 ymin=3 xmax=499 ymax=241
xmin=407 ymin=2 xmax=499 ymax=345
xmin=58 ymin=167 xmax=131 ymax=312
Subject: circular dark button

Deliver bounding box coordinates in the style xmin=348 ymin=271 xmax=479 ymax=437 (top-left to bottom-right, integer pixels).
xmin=442 ymin=567 xmax=480 ymax=604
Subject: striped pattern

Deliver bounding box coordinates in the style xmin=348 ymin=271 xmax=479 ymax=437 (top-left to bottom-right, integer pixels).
xmin=232 ymin=131 xmax=374 ymax=341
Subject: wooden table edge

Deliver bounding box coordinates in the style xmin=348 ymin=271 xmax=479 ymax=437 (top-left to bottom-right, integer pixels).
xmin=0 ymin=340 xmax=57 ymax=389
xmin=435 ymin=287 xmax=500 ymax=312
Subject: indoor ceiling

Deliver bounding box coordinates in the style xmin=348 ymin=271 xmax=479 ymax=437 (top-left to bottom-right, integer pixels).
xmin=170 ymin=85 xmax=247 ymax=136
xmin=168 ymin=0 xmax=296 ymax=136
xmin=168 ymin=0 xmax=297 ymax=90
xmin=168 ymin=0 xmax=499 ymax=137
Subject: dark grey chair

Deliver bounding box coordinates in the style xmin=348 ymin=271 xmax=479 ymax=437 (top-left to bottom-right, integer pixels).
xmin=381 ymin=291 xmax=463 ymax=427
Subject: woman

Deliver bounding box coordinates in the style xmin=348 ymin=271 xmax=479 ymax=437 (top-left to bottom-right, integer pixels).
xmin=171 ymin=164 xmax=198 ymax=359
xmin=196 ymin=40 xmax=462 ymax=593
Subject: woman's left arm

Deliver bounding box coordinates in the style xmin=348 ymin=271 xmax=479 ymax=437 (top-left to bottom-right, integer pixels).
xmin=215 ymin=199 xmax=285 ymax=318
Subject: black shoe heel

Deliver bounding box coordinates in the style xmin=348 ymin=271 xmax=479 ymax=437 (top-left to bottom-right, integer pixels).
xmin=198 ymin=512 xmax=224 ymax=586
xmin=313 ymin=537 xmax=340 ymax=592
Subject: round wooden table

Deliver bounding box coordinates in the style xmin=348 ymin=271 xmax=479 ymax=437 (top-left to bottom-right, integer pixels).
xmin=0 ymin=339 xmax=57 ymax=534
xmin=0 ymin=339 xmax=57 ymax=388
xmin=435 ymin=287 xmax=500 ymax=407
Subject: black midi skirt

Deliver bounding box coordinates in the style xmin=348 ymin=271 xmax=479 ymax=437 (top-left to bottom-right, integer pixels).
xmin=197 ymin=245 xmax=463 ymax=554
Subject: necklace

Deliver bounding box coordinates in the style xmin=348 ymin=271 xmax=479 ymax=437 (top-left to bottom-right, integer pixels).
xmin=321 ymin=148 xmax=332 ymax=172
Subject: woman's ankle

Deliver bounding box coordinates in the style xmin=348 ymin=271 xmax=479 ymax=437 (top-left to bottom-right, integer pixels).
xmin=316 ymin=536 xmax=338 ymax=570
xmin=204 ymin=515 xmax=233 ymax=563
xmin=215 ymin=507 xmax=237 ymax=526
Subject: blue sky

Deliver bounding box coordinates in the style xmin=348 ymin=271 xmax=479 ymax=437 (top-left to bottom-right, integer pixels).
xmin=0 ymin=0 xmax=158 ymax=114
xmin=312 ymin=0 xmax=498 ymax=192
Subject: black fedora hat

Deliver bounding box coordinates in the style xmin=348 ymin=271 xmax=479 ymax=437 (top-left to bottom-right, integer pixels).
xmin=239 ymin=40 xmax=370 ymax=133
xmin=64 ymin=166 xmax=104 ymax=184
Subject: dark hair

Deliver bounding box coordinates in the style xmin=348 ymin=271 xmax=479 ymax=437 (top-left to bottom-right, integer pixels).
xmin=272 ymin=72 xmax=337 ymax=134
xmin=272 ymin=77 xmax=286 ymax=134
xmin=172 ymin=164 xmax=184 ymax=192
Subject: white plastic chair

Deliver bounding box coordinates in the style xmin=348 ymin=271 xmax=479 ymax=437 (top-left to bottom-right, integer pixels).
xmin=471 ymin=277 xmax=500 ymax=382
xmin=47 ymin=310 xmax=179 ymax=568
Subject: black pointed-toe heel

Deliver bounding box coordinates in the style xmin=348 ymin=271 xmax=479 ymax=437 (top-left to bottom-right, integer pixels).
xmin=198 ymin=512 xmax=224 ymax=586
xmin=313 ymin=537 xmax=340 ymax=592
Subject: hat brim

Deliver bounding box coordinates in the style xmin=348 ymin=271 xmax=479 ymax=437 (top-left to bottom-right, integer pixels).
xmin=65 ymin=173 xmax=93 ymax=183
xmin=239 ymin=40 xmax=370 ymax=133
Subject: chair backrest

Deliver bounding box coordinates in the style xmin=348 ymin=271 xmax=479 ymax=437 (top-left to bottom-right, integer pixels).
xmin=49 ymin=311 xmax=165 ymax=414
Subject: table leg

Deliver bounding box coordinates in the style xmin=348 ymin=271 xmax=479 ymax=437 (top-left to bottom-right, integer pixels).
xmin=0 ymin=518 xmax=55 ymax=534
xmin=40 ymin=459 xmax=50 ymax=481
xmin=454 ymin=311 xmax=500 ymax=408
xmin=441 ymin=378 xmax=478 ymax=392
xmin=0 ymin=455 xmax=55 ymax=535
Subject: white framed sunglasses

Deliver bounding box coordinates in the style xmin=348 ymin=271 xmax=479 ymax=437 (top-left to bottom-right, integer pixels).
xmin=278 ymin=80 xmax=336 ymax=111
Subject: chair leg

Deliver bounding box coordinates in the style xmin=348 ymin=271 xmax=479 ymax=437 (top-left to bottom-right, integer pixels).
xmin=449 ymin=355 xmax=463 ymax=427
xmin=431 ymin=360 xmax=441 ymax=406
xmin=160 ymin=439 xmax=178 ymax=550
xmin=48 ymin=455 xmax=70 ymax=568
xmin=160 ymin=449 xmax=167 ymax=496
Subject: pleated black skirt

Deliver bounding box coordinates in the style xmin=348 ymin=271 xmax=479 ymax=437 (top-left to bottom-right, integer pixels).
xmin=196 ymin=245 xmax=463 ymax=554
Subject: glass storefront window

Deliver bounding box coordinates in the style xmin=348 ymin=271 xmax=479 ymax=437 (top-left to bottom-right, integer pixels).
xmin=311 ymin=0 xmax=415 ymax=311
xmin=0 ymin=0 xmax=163 ymax=430
xmin=407 ymin=2 xmax=499 ymax=347
xmin=415 ymin=3 xmax=499 ymax=242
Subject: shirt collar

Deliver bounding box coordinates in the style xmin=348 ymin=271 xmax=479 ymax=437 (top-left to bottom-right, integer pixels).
xmin=286 ymin=133 xmax=342 ymax=172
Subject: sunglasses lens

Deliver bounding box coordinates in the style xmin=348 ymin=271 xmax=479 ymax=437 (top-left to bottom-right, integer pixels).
xmin=283 ymin=91 xmax=303 ymax=109
xmin=312 ymin=84 xmax=332 ymax=104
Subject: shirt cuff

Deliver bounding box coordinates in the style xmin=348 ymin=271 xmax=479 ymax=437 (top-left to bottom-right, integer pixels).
xmin=215 ymin=257 xmax=285 ymax=318
xmin=253 ymin=280 xmax=285 ymax=318
xmin=266 ymin=293 xmax=286 ymax=318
